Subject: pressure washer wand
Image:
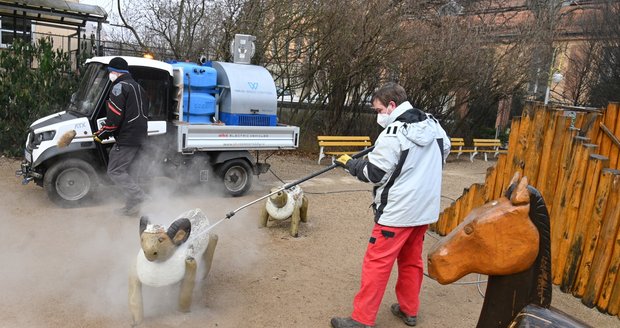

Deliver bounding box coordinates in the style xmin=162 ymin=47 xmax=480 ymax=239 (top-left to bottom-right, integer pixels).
xmin=203 ymin=146 xmax=375 ymax=233
xmin=200 ymin=146 xmax=376 ymax=236
xmin=226 ymin=145 xmax=375 ymax=220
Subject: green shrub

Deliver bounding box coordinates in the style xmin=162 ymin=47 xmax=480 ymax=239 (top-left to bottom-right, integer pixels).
xmin=0 ymin=37 xmax=78 ymax=156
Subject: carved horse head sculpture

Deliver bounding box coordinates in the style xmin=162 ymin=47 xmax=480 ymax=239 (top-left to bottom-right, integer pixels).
xmin=428 ymin=173 xmax=590 ymax=328
xmin=428 ymin=174 xmax=540 ymax=284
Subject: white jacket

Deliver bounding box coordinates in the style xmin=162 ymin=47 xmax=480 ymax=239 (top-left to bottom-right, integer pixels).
xmin=345 ymin=101 xmax=450 ymax=226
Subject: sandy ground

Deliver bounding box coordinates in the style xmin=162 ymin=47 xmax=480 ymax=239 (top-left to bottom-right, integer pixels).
xmin=1 ymin=152 xmax=618 ymax=328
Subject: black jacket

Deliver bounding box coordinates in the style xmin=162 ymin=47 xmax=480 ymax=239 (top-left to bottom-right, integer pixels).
xmin=96 ymin=74 xmax=149 ymax=146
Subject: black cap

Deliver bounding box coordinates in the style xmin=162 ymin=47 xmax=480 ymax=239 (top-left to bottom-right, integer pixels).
xmin=107 ymin=57 xmax=129 ymax=72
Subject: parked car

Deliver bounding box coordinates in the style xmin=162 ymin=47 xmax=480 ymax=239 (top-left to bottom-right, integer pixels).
xmin=277 ymin=87 xmax=297 ymax=102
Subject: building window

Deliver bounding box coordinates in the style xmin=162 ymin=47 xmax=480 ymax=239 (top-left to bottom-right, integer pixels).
xmin=0 ymin=16 xmax=32 ymax=48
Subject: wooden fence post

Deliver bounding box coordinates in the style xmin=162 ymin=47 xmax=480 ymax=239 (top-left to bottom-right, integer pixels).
xmin=484 ymin=166 xmax=497 ymax=202
xmin=608 ymin=103 xmax=620 ymax=170
xmin=600 ymin=103 xmax=618 ymax=161
xmin=607 ymin=277 xmax=620 ymax=317
xmin=572 ymin=168 xmax=617 ymax=298
xmin=580 ymin=111 xmax=603 ymax=142
xmin=561 ymin=154 xmax=608 ymax=292
xmin=493 ymin=154 xmax=507 ymax=199
xmin=552 ymin=140 xmax=597 ymax=284
xmin=597 ymin=215 xmax=620 ymax=314
xmin=504 ymin=111 xmax=532 ymax=184
xmin=542 ymin=115 xmax=572 ymax=211
xmin=523 ymin=107 xmax=549 ymax=184
xmin=503 ymin=117 xmax=521 ymax=188
xmin=451 ymin=194 xmax=462 ymax=231
xmin=550 ymin=135 xmax=588 ymax=283
xmin=471 ymin=183 xmax=486 ymax=210
xmin=536 ymin=110 xmax=560 ymax=196
xmin=581 ymin=171 xmax=620 ymax=308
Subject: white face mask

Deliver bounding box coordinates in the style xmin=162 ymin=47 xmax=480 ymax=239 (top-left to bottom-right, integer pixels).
xmin=377 ymin=113 xmax=390 ymax=128
xmin=109 ymin=73 xmax=118 ymax=82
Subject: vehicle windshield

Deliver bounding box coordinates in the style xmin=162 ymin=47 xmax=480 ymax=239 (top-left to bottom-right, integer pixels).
xmin=67 ymin=63 xmax=108 ymax=116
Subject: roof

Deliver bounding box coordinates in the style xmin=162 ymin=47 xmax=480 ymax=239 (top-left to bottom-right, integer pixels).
xmin=86 ymin=56 xmax=174 ymax=76
xmin=0 ymin=0 xmax=107 ymax=27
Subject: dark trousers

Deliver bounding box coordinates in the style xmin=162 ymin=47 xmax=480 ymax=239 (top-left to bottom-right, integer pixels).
xmin=107 ymin=144 xmax=146 ymax=206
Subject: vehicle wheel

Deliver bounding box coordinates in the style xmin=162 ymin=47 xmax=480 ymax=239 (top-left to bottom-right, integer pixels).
xmin=43 ymin=158 xmax=99 ymax=207
xmin=216 ymin=159 xmax=253 ymax=197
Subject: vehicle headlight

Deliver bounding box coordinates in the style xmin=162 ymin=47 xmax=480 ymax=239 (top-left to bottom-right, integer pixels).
xmin=32 ymin=130 xmax=56 ymax=146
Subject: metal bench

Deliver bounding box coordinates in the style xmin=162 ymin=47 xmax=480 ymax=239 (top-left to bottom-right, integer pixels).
xmin=317 ymin=136 xmax=372 ymax=164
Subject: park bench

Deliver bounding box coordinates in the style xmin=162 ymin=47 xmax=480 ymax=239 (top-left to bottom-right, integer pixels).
xmin=450 ymin=138 xmax=476 ymax=161
xmin=471 ymin=138 xmax=506 ymax=161
xmin=317 ymin=135 xmax=372 ymax=164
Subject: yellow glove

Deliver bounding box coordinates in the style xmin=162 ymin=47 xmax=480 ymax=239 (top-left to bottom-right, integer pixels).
xmin=92 ymin=134 xmax=103 ymax=143
xmin=335 ymin=154 xmax=352 ymax=168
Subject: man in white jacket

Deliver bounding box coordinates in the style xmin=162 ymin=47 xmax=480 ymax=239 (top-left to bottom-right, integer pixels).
xmin=331 ymin=82 xmax=450 ymax=328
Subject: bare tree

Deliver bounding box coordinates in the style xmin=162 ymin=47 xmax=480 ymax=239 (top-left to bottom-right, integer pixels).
xmin=115 ymin=0 xmax=226 ymax=60
xmin=110 ymin=0 xmax=620 ymax=141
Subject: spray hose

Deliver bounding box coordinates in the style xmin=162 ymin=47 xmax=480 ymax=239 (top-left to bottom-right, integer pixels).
xmin=197 ymin=146 xmax=375 ymax=237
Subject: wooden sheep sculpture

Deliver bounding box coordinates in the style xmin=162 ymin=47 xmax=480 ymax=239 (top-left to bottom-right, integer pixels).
xmin=129 ymin=208 xmax=218 ymax=326
xmin=259 ymin=185 xmax=308 ymax=237
xmin=427 ymin=173 xmax=591 ymax=328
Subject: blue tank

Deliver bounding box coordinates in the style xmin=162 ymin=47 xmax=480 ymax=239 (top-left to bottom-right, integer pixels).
xmin=170 ymin=61 xmax=218 ymax=123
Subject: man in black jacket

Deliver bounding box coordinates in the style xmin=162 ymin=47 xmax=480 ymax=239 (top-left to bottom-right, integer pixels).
xmin=94 ymin=57 xmax=149 ymax=216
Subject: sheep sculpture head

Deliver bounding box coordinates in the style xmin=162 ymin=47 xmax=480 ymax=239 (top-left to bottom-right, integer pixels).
xmin=129 ymin=209 xmax=218 ymax=327
xmin=139 ymin=217 xmax=191 ymax=262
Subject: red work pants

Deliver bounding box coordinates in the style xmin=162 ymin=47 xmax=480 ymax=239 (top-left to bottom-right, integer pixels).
xmin=351 ymin=224 xmax=428 ymax=326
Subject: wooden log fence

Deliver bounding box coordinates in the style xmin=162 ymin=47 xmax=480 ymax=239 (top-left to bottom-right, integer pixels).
xmin=433 ymin=102 xmax=620 ymax=319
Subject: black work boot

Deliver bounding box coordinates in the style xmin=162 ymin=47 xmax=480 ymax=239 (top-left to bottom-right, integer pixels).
xmin=390 ymin=303 xmax=417 ymax=326
xmin=114 ymin=200 xmax=142 ymax=217
xmin=330 ymin=317 xmax=374 ymax=328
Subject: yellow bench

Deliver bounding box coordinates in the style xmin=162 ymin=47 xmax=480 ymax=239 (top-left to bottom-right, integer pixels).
xmin=317 ymin=136 xmax=372 ymax=164
xmin=450 ymin=138 xmax=476 ymax=161
xmin=471 ymin=138 xmax=506 ymax=161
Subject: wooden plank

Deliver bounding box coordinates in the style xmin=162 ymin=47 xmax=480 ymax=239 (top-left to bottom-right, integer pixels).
xmin=552 ymin=139 xmax=594 ymax=284
xmin=436 ymin=207 xmax=446 ymax=236
xmin=517 ymin=108 xmax=533 ymax=170
xmin=493 ymin=155 xmax=507 ymax=200
xmin=483 ymin=165 xmax=499 ymax=201
xmin=457 ymin=191 xmax=469 ymax=226
xmin=549 ymin=133 xmax=585 ymax=280
xmin=611 ymin=103 xmax=620 ymax=170
xmin=574 ymin=111 xmax=586 ymax=132
xmin=600 ymin=104 xmax=618 ymax=159
xmin=546 ymin=124 xmax=577 ymax=214
xmin=431 ymin=211 xmax=441 ymax=233
xmin=581 ymin=172 xmax=620 ymax=308
xmin=523 ymin=108 xmax=548 ymax=186
xmin=317 ymin=136 xmax=370 ymax=141
xmin=572 ymin=169 xmax=617 ymax=297
xmin=503 ymin=118 xmax=521 ymax=188
xmin=561 ymin=154 xmax=608 ymax=292
xmin=318 ymin=141 xmax=372 ymax=147
xmin=438 ymin=205 xmax=453 ymax=236
xmin=606 ymin=271 xmax=620 ymax=316
xmin=471 ymin=183 xmax=486 ymax=210
xmin=508 ymin=111 xmax=531 ymax=185
xmin=597 ymin=221 xmax=620 ymax=313
xmin=462 ymin=185 xmax=476 ymax=224
xmin=536 ymin=110 xmax=561 ymax=197
xmin=580 ymin=111 xmax=603 ymax=142
xmin=450 ymin=137 xmax=465 ymax=144
xmin=449 ymin=196 xmax=462 ymax=234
